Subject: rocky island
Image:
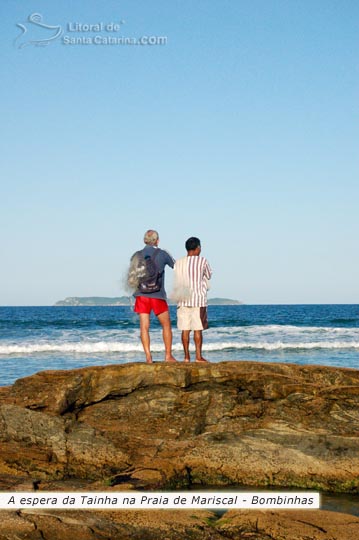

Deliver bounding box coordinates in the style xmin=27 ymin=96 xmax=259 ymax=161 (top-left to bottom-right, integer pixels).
xmin=0 ymin=361 xmax=359 ymax=539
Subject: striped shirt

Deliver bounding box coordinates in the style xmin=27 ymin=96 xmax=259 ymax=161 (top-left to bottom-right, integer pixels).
xmin=175 ymin=255 xmax=212 ymax=307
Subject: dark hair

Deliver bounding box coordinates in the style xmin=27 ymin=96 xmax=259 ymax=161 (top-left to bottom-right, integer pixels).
xmin=185 ymin=237 xmax=201 ymax=251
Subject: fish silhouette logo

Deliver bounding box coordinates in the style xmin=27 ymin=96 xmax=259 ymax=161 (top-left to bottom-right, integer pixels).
xmin=15 ymin=13 xmax=63 ymax=49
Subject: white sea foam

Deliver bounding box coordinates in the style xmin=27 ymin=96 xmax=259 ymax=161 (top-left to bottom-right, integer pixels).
xmin=210 ymin=325 xmax=359 ymax=336
xmin=202 ymin=341 xmax=359 ymax=351
xmin=0 ymin=339 xmax=359 ymax=356
xmin=1 ymin=324 xmax=358 ymax=357
xmin=0 ymin=342 xmax=144 ymax=355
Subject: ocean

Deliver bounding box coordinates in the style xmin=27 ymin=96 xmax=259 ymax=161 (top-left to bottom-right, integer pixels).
xmin=0 ymin=304 xmax=358 ymax=387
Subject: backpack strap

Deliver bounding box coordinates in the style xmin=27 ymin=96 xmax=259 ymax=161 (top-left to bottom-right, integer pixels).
xmin=151 ymin=249 xmax=164 ymax=277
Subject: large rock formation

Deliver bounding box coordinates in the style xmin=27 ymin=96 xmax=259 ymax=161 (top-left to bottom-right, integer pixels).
xmin=1 ymin=361 xmax=359 ymax=492
xmin=1 ymin=361 xmax=359 ymax=539
xmin=0 ymin=508 xmax=359 ymax=540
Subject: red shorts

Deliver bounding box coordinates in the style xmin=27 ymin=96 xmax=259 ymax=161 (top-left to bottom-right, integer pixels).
xmin=134 ymin=296 xmax=169 ymax=316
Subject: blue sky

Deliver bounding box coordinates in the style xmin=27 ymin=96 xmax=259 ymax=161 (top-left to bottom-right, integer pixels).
xmin=1 ymin=0 xmax=358 ymax=305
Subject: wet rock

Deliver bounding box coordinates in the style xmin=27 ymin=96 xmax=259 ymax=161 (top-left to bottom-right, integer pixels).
xmin=217 ymin=509 xmax=359 ymax=540
xmin=0 ymin=361 xmax=358 ymax=491
xmin=0 ymin=508 xmax=358 ymax=539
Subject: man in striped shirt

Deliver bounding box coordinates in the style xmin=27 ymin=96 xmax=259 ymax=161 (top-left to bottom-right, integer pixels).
xmin=173 ymin=237 xmax=212 ymax=362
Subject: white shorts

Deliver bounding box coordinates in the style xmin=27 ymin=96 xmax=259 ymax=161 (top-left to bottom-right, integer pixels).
xmin=177 ymin=306 xmax=208 ymax=331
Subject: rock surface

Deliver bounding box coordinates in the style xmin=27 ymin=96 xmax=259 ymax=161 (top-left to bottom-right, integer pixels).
xmin=1 ymin=361 xmax=359 ymax=539
xmin=0 ymin=508 xmax=358 ymax=539
xmin=1 ymin=361 xmax=359 ymax=492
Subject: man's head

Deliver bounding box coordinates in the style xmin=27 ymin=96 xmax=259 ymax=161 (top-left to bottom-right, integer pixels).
xmin=144 ymin=229 xmax=159 ymax=246
xmin=185 ymin=237 xmax=201 ymax=255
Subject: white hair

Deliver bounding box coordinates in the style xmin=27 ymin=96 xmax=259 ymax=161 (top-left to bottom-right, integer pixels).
xmin=143 ymin=229 xmax=159 ymax=246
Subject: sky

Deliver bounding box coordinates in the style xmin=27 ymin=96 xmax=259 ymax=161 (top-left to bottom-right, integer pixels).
xmin=1 ymin=0 xmax=358 ymax=305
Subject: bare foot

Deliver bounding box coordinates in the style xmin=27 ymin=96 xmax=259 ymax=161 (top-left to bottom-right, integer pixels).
xmin=146 ymin=358 xmax=153 ymax=364
xmin=165 ymin=356 xmax=177 ymax=363
xmin=195 ymin=357 xmax=209 ymax=363
xmin=184 ymin=358 xmax=191 ymax=363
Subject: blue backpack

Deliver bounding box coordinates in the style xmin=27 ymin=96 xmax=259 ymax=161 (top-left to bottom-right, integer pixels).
xmin=135 ymin=249 xmax=163 ymax=293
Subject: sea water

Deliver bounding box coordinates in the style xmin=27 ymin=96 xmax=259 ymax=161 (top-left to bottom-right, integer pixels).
xmin=1 ymin=304 xmax=358 ymax=514
xmin=0 ymin=304 xmax=358 ymax=386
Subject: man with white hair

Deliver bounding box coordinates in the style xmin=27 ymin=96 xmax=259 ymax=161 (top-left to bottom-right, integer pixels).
xmin=128 ymin=229 xmax=177 ymax=363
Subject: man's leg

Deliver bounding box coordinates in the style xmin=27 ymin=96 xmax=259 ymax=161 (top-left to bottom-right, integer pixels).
xmin=157 ymin=310 xmax=177 ymax=362
xmin=194 ymin=330 xmax=208 ymax=362
xmin=139 ymin=313 xmax=153 ymax=363
xmin=181 ymin=330 xmax=191 ymax=362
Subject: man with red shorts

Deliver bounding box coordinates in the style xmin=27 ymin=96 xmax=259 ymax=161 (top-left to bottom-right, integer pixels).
xmin=128 ymin=230 xmax=177 ymax=363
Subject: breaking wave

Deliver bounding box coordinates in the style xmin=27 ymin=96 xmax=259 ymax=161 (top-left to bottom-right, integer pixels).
xmin=1 ymin=339 xmax=359 ymax=356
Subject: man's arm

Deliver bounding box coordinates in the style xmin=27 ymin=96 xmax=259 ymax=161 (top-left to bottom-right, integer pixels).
xmin=163 ymin=250 xmax=175 ymax=269
xmin=204 ymin=259 xmax=212 ymax=280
